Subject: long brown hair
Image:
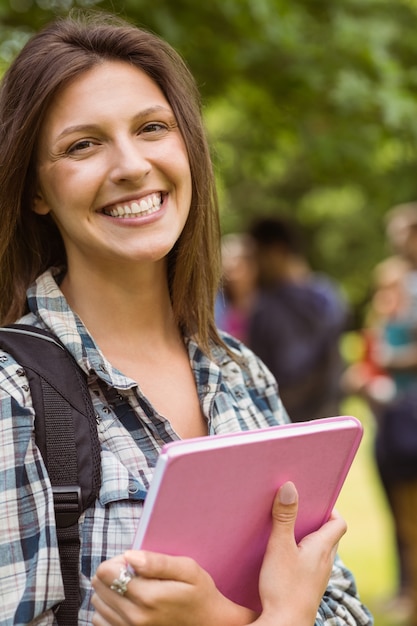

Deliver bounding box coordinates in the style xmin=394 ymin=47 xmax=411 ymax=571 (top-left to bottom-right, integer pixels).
xmin=0 ymin=11 xmax=222 ymax=352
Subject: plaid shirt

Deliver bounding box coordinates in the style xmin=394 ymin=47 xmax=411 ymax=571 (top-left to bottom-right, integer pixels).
xmin=0 ymin=269 xmax=372 ymax=625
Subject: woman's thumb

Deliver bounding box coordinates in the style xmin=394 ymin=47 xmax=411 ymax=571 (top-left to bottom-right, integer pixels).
xmin=258 ymin=481 xmax=299 ymax=598
xmin=271 ymin=481 xmax=298 ymax=528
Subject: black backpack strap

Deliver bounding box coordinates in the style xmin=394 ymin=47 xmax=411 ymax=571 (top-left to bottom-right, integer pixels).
xmin=0 ymin=324 xmax=101 ymax=625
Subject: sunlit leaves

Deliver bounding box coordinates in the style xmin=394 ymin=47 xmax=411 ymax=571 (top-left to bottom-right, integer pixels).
xmin=2 ymin=0 xmax=417 ymax=317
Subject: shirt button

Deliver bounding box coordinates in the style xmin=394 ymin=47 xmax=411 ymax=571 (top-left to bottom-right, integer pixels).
xmin=16 ymin=368 xmax=25 ymax=376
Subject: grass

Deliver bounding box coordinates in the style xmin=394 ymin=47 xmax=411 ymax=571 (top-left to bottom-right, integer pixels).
xmin=336 ymin=396 xmax=406 ymax=626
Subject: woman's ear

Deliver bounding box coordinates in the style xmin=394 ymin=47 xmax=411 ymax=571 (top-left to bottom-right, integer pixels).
xmin=32 ymin=191 xmax=50 ymax=216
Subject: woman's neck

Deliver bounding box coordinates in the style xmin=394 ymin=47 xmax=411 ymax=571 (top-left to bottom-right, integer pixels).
xmin=60 ymin=260 xmax=178 ymax=348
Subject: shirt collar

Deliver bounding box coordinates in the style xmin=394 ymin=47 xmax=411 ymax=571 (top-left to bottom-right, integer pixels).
xmin=24 ymin=268 xmax=137 ymax=389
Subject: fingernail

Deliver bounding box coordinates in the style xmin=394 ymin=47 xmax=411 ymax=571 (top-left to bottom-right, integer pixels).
xmin=279 ymin=481 xmax=297 ymax=504
xmin=126 ymin=563 xmax=136 ymax=577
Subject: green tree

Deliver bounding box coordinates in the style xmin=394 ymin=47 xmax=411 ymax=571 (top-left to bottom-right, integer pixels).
xmin=2 ymin=0 xmax=417 ymax=320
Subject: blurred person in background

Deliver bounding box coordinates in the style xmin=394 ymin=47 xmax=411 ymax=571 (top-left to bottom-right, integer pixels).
xmin=385 ymin=202 xmax=417 ymax=257
xmin=215 ymin=233 xmax=257 ymax=343
xmin=342 ymin=255 xmax=415 ymax=621
xmin=342 ymin=203 xmax=417 ymax=624
xmin=379 ymin=204 xmax=417 ymax=624
xmin=247 ymin=216 xmax=348 ymax=423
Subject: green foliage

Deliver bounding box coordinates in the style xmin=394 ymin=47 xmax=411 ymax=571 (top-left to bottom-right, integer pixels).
xmin=2 ymin=0 xmax=417 ymax=322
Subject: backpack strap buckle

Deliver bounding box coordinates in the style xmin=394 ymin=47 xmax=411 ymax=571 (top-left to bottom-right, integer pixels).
xmin=52 ymin=485 xmax=83 ymax=528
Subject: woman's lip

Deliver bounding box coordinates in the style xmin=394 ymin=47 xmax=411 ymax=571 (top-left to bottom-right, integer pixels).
xmin=100 ymin=191 xmax=165 ymax=214
xmin=100 ymin=192 xmax=165 ymax=218
xmin=99 ymin=199 xmax=166 ymax=224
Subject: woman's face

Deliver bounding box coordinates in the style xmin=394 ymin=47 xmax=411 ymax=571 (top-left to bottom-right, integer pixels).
xmin=34 ymin=60 xmax=192 ymax=272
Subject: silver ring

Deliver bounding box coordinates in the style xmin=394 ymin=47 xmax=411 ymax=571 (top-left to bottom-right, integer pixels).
xmin=110 ymin=566 xmax=134 ymax=596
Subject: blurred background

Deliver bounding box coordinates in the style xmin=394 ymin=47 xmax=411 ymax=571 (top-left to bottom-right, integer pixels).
xmin=2 ymin=0 xmax=417 ymax=327
xmin=2 ymin=0 xmax=417 ymax=622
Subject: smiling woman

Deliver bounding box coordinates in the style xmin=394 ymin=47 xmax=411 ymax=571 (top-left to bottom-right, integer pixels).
xmin=0 ymin=10 xmax=373 ymax=626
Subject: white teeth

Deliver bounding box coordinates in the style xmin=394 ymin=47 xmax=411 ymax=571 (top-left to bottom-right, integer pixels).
xmin=106 ymin=193 xmax=162 ymax=218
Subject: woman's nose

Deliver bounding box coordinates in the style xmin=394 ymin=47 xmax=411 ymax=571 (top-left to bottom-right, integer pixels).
xmin=109 ymin=138 xmax=151 ymax=184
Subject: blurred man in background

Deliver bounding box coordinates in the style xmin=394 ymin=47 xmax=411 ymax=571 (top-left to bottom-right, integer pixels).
xmin=247 ymin=216 xmax=348 ymax=422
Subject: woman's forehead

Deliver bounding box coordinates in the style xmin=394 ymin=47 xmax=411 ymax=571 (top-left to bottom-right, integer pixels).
xmin=39 ymin=60 xmax=172 ymax=142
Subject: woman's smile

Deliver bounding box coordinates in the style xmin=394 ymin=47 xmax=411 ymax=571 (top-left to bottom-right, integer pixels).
xmin=102 ymin=192 xmax=164 ymax=219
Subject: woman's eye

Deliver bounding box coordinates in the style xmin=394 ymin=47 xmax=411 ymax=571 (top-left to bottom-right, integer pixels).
xmin=141 ymin=122 xmax=169 ymax=135
xmin=67 ymin=139 xmax=96 ymax=154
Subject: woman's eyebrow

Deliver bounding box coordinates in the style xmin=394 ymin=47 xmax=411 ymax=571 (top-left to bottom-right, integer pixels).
xmin=55 ymin=123 xmax=100 ymax=141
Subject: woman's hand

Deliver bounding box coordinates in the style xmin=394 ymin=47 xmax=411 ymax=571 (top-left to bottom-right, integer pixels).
xmin=253 ymin=481 xmax=347 ymax=626
xmin=91 ymin=550 xmax=257 ymax=626
xmin=91 ymin=482 xmax=347 ymax=626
